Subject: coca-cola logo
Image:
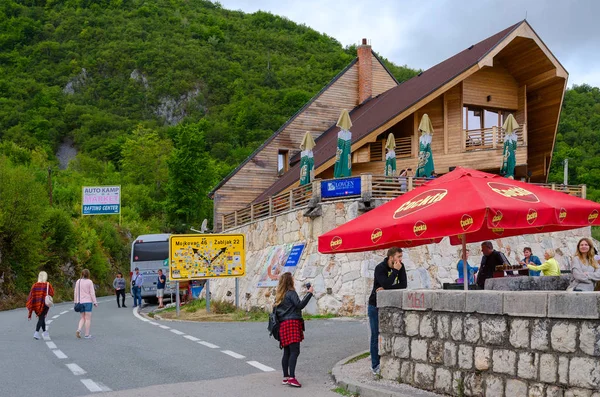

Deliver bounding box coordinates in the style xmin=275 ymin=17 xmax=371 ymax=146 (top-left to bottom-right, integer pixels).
xmin=461 ymin=214 xmax=474 ymax=231
xmin=488 ymin=182 xmax=539 ymax=203
xmin=413 ymin=221 xmax=427 ymax=237
xmin=330 ymin=236 xmax=342 ymax=250
xmin=393 ymin=189 xmax=448 ymax=219
xmin=371 ymin=228 xmax=383 ymax=243
xmin=526 ymin=209 xmax=538 ymax=225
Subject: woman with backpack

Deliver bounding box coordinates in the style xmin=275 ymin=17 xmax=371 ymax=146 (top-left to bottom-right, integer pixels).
xmin=26 ymin=271 xmax=54 ymax=340
xmin=74 ymin=269 xmax=98 ymax=339
xmin=274 ymin=272 xmax=314 ymax=388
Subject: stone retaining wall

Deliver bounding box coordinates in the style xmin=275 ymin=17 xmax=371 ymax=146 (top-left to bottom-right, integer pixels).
xmin=377 ymin=290 xmax=600 ymax=397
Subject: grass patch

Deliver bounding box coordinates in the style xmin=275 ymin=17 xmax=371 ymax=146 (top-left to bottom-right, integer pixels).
xmin=592 ymin=226 xmax=600 ymax=242
xmin=344 ymin=352 xmax=370 ymax=365
xmin=157 ymin=299 xmax=269 ymax=322
xmin=304 ymin=313 xmax=337 ymax=320
xmin=332 ymin=387 xmax=359 ymax=396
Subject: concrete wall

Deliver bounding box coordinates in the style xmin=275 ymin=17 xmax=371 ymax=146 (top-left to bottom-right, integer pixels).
xmin=209 ymin=198 xmax=595 ymax=315
xmin=377 ymin=289 xmax=600 ymax=397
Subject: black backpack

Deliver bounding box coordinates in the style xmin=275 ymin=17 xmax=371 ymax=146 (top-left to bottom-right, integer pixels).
xmin=267 ymin=306 xmax=280 ymax=341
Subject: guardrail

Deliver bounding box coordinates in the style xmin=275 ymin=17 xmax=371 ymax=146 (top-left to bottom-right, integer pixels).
xmin=220 ymin=173 xmax=586 ymax=231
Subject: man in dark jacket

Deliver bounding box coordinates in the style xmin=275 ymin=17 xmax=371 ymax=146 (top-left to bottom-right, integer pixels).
xmin=368 ymin=247 xmax=407 ymax=375
xmin=477 ymin=241 xmax=509 ymax=289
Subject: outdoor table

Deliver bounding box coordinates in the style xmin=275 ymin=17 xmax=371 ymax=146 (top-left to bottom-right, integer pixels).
xmin=493 ymin=265 xmax=529 ymax=279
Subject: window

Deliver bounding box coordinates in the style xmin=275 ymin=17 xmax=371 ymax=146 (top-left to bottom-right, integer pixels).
xmin=277 ymin=150 xmax=288 ymax=175
xmin=132 ymin=241 xmax=169 ymax=262
xmin=463 ymin=106 xmax=506 ymax=131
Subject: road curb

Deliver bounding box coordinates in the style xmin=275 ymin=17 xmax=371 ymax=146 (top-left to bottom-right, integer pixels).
xmin=332 ymin=351 xmax=421 ymax=397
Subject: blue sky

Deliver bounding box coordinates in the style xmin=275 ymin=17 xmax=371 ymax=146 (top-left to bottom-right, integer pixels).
xmin=220 ymin=0 xmax=600 ymax=88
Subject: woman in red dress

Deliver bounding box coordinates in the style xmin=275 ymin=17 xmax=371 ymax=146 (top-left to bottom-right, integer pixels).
xmin=275 ymin=272 xmax=314 ymax=388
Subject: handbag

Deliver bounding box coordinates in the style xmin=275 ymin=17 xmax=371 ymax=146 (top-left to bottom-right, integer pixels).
xmin=74 ymin=279 xmax=84 ymax=312
xmin=44 ymin=282 xmax=54 ymax=307
xmin=267 ymin=306 xmax=280 ymax=341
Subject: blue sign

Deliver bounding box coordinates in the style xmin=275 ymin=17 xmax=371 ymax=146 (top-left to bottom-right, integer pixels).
xmin=285 ymin=243 xmax=306 ymax=268
xmin=321 ymin=177 xmax=361 ymax=198
xmin=82 ymin=204 xmax=121 ymax=215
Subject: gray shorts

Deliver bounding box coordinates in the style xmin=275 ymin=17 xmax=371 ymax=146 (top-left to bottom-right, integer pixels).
xmin=156 ymin=289 xmax=164 ymax=298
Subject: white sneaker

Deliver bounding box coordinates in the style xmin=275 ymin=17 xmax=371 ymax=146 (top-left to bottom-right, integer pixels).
xmin=371 ymin=365 xmax=380 ymax=375
xmin=33 ymin=331 xmax=40 ymax=340
xmin=42 ymin=331 xmax=49 ymax=339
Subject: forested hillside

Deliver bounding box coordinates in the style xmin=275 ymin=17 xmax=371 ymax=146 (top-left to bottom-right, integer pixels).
xmin=0 ymin=0 xmax=417 ymax=301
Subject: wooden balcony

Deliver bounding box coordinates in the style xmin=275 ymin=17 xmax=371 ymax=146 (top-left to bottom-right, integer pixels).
xmin=219 ymin=171 xmax=585 ymax=232
xmin=463 ymin=124 xmax=527 ymax=151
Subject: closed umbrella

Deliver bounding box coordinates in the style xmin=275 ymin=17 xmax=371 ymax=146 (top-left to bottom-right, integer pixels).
xmin=385 ymin=133 xmax=396 ymax=178
xmin=415 ymin=114 xmax=435 ymax=177
xmin=299 ymin=131 xmax=316 ymax=186
xmin=334 ymin=109 xmax=352 ymax=178
xmin=500 ymin=114 xmax=519 ymax=179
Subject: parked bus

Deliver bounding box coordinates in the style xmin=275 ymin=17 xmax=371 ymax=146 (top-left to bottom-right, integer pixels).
xmin=130 ymin=234 xmax=174 ymax=303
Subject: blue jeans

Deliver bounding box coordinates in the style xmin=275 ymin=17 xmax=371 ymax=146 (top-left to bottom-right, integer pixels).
xmin=133 ymin=287 xmax=142 ymax=307
xmin=368 ymin=305 xmax=380 ymax=369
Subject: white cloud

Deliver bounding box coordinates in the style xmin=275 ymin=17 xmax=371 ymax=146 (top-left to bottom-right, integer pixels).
xmin=219 ymin=0 xmax=600 ymax=87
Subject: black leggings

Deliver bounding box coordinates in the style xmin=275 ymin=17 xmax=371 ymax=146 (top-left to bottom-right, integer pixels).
xmin=282 ymin=342 xmax=300 ymax=378
xmin=36 ymin=307 xmax=49 ymax=332
xmin=116 ymin=289 xmax=126 ymax=306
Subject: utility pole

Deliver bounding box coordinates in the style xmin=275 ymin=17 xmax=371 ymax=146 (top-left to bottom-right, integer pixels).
xmin=47 ymin=167 xmax=53 ymax=206
xmin=563 ymin=158 xmax=569 ymax=185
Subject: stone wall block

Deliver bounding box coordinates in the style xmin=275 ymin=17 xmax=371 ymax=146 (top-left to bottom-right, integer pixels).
xmin=391 ymin=310 xmax=405 ymax=335
xmin=404 ymin=312 xmax=420 ymax=336
xmin=378 ymin=309 xmax=393 ymax=334
xmin=458 ymin=344 xmax=474 ymax=370
xmin=464 ymin=315 xmax=480 ymax=344
xmin=464 ymin=373 xmax=484 ymax=397
xmin=474 ymin=347 xmax=491 ymax=371
xmin=452 ymin=371 xmax=464 ymax=396
xmin=437 ymin=314 xmax=450 ymax=339
xmin=540 ymin=353 xmax=558 ymax=383
xmin=506 ymin=379 xmax=528 ymax=397
xmin=517 ymin=351 xmax=539 ymax=380
xmin=402 ymin=290 xmax=437 ymax=311
xmin=551 ymin=322 xmax=578 ymax=353
xmin=493 ymin=349 xmax=517 ymax=376
xmin=580 ymin=321 xmax=600 ymax=356
xmin=444 ymin=341 xmax=457 ymax=368
xmin=392 ymin=336 xmax=410 ymax=359
xmin=531 ymin=319 xmax=550 ymax=351
xmin=485 ymin=375 xmax=505 ymax=397
xmin=451 ymin=316 xmax=463 ymax=341
xmin=411 ymin=338 xmax=428 ymax=362
xmin=527 ymin=382 xmax=545 ymax=397
xmin=434 ymin=367 xmax=453 ymax=395
xmin=377 ymin=290 xmax=403 ymax=308
xmin=414 ymin=363 xmax=435 ymax=391
xmin=546 ymin=385 xmax=565 ymax=397
xmin=509 ymin=318 xmax=531 ymax=349
xmin=481 ymin=317 xmax=508 ymax=345
xmin=433 ymin=291 xmax=466 ymax=312
xmin=548 ymin=292 xmax=599 ymax=319
xmin=419 ymin=312 xmax=436 ymax=338
xmin=564 ymin=388 xmax=594 ymax=397
xmin=400 ymin=361 xmax=414 ymax=384
xmin=559 ymin=356 xmax=569 ymax=385
xmin=504 ymin=292 xmax=548 ymax=317
xmin=465 ymin=291 xmax=503 ymax=314
xmin=380 ymin=356 xmax=401 ymax=380
xmin=379 ymin=334 xmax=393 ymax=356
xmin=569 ymin=357 xmax=600 ymax=389
xmin=428 ymin=340 xmax=444 ymax=364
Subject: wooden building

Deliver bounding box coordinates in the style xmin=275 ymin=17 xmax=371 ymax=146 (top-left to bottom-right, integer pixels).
xmin=209 ymin=21 xmax=568 ymax=231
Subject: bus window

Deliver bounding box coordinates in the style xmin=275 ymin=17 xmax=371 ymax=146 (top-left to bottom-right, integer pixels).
xmin=132 ymin=241 xmax=169 ymax=262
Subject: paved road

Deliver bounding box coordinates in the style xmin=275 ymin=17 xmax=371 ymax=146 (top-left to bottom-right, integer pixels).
xmin=0 ymin=296 xmax=368 ymax=396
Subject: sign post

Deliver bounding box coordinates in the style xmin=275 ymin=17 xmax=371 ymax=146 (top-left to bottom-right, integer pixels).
xmin=82 ymin=186 xmax=121 ymax=224
xmin=235 ymin=278 xmax=239 ymax=308
xmin=175 ymin=281 xmax=180 ymax=317
xmin=169 ymin=234 xmax=246 ymax=315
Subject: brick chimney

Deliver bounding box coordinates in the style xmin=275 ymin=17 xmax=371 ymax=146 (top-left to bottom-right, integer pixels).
xmin=357 ymin=38 xmax=373 ymax=104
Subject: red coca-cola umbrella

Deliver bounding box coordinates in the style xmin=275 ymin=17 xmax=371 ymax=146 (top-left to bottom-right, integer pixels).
xmin=318 ymin=167 xmax=600 ymax=290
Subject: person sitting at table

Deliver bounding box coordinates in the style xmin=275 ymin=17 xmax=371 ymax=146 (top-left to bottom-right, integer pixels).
xmin=519 ymin=247 xmax=542 ymax=276
xmin=398 ymin=169 xmax=407 ymax=191
xmin=526 ymin=248 xmax=561 ymax=276
xmin=477 ymin=241 xmax=509 ymax=289
xmin=456 ymin=249 xmax=478 ymax=285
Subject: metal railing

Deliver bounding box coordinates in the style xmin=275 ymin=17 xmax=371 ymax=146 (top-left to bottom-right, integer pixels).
xmin=219 ymin=173 xmax=586 ymax=231
xmin=464 ymin=124 xmax=527 ymax=151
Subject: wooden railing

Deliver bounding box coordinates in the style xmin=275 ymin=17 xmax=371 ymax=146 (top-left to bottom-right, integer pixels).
xmin=463 ymin=124 xmax=527 ymax=151
xmin=220 ymin=172 xmax=586 ymax=231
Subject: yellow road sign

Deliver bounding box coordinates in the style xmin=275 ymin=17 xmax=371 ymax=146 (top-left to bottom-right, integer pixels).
xmin=169 ymin=234 xmax=245 ymax=280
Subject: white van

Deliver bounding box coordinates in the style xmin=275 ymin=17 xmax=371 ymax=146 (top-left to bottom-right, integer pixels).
xmin=130 ymin=234 xmax=174 ymax=303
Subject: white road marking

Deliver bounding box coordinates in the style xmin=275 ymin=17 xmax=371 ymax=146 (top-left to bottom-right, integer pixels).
xmin=132 ymin=307 xmax=149 ymax=322
xmin=60 ymin=310 xmax=69 ymax=315
xmin=43 ymin=333 xmax=51 ymax=341
xmin=170 ymin=329 xmax=185 ymax=335
xmin=46 ymin=341 xmax=57 ymax=349
xmin=52 ymin=315 xmax=60 ymax=319
xmin=198 ymin=341 xmax=219 ymax=349
xmin=222 ymin=350 xmax=245 ymax=359
xmin=159 ymin=325 xmax=170 ymax=329
xmin=66 ymin=363 xmax=86 ymax=376
xmin=80 ymin=379 xmax=111 ymax=392
xmin=148 ymin=321 xmax=159 ymax=325
xmin=247 ymin=361 xmax=275 ymax=372
xmin=52 ymin=349 xmax=68 ymax=359
xmin=46 ymin=320 xmax=53 ymax=324
xmin=183 ymin=335 xmax=200 ymax=342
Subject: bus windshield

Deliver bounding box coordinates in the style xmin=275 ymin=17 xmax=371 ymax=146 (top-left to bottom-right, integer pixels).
xmin=132 ymin=241 xmax=169 ymax=262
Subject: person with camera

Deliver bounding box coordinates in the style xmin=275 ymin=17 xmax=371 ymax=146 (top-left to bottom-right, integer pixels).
xmin=368 ymin=247 xmax=407 ymax=375
xmin=274 ymin=272 xmax=314 ymax=388
xmin=131 ymin=267 xmax=143 ymax=308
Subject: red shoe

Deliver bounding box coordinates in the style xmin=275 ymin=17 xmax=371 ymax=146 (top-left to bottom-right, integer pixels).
xmin=287 ymin=378 xmax=301 ymax=388
xmin=282 ymin=378 xmax=289 ymax=385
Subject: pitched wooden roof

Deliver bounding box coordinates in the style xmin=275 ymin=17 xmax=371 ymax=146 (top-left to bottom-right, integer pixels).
xmin=254 ymin=21 xmax=524 ymax=203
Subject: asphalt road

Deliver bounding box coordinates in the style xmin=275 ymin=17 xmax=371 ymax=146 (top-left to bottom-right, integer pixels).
xmin=0 ymin=296 xmax=368 ymax=397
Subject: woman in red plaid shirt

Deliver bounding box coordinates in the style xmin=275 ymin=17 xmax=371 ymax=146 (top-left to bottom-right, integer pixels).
xmin=26 ymin=271 xmax=54 ymax=340
xmin=275 ymin=272 xmax=314 ymax=388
